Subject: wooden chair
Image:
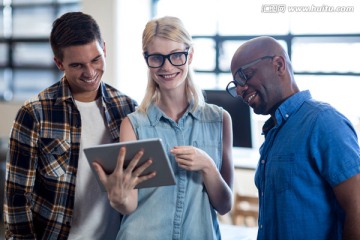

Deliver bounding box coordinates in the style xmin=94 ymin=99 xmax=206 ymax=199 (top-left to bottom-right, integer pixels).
xmin=231 ymin=193 xmax=259 ymax=227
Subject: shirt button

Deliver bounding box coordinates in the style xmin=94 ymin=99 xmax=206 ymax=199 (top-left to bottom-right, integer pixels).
xmin=285 ymin=114 xmax=289 ymax=118
xmin=261 ymin=159 xmax=265 ymax=164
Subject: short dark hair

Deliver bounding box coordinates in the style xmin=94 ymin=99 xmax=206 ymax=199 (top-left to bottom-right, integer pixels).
xmin=50 ymin=12 xmax=103 ymax=61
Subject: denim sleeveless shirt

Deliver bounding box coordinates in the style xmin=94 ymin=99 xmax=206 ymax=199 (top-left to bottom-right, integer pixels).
xmin=116 ymin=103 xmax=224 ymax=240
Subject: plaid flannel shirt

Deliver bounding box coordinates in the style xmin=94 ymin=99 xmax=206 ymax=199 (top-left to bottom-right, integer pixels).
xmin=4 ymin=78 xmax=137 ymax=239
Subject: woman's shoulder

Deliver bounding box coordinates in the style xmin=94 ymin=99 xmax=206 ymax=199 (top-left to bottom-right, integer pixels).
xmin=196 ymin=103 xmax=224 ymax=121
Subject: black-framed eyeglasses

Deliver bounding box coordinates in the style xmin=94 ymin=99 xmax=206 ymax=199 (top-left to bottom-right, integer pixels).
xmin=226 ymin=55 xmax=274 ymax=98
xmin=144 ymin=49 xmax=189 ymax=68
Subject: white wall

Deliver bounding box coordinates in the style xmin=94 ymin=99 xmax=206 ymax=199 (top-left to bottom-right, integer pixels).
xmin=82 ymin=0 xmax=151 ymax=103
xmin=0 ymin=102 xmax=22 ymax=137
xmin=82 ymin=0 xmax=118 ymax=88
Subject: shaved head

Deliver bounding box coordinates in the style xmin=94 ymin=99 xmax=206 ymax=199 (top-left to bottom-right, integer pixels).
xmin=230 ymin=36 xmax=299 ymax=117
xmin=231 ymin=36 xmax=290 ymax=73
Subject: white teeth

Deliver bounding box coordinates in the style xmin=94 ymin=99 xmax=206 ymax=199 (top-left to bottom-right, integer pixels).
xmin=247 ymin=93 xmax=256 ymax=103
xmin=163 ymin=73 xmax=177 ymax=79
xmin=84 ymin=79 xmax=96 ymax=83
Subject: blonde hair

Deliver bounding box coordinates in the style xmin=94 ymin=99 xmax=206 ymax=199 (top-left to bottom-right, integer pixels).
xmin=137 ymin=16 xmax=204 ymax=113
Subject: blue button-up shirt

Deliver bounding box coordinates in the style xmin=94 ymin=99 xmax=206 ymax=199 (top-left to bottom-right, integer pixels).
xmin=255 ymin=90 xmax=360 ymax=240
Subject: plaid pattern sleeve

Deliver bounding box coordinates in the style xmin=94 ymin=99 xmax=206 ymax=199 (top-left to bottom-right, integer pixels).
xmin=4 ymin=79 xmax=137 ymax=239
xmin=4 ymin=103 xmax=40 ymax=239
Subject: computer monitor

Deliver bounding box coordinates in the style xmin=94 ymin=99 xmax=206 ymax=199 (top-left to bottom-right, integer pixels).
xmin=203 ymin=89 xmax=252 ymax=148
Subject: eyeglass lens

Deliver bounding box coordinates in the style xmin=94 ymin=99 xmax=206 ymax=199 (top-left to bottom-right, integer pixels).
xmin=147 ymin=52 xmax=187 ymax=68
xmin=234 ymin=72 xmax=247 ymax=86
xmin=226 ymin=82 xmax=238 ymax=98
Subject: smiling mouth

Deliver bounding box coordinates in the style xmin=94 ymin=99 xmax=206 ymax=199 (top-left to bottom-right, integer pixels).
xmin=83 ymin=79 xmax=96 ymax=83
xmin=245 ymin=92 xmax=257 ymax=104
xmin=81 ymin=76 xmax=98 ymax=83
xmin=160 ymin=73 xmax=178 ymax=79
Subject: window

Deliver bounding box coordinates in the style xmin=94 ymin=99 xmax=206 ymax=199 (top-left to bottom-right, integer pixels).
xmin=0 ymin=0 xmax=80 ymax=101
xmin=153 ymin=0 xmax=360 ymax=147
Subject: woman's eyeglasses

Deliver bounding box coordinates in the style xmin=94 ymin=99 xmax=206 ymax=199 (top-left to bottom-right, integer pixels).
xmin=144 ymin=49 xmax=190 ymax=68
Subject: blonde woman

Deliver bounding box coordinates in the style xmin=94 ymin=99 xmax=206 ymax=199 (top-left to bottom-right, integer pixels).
xmin=94 ymin=16 xmax=234 ymax=240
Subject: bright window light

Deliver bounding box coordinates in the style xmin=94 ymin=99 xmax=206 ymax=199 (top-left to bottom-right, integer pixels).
xmin=155 ymin=0 xmax=360 ymax=138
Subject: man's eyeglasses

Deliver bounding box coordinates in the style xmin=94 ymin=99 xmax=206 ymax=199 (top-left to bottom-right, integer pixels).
xmin=144 ymin=49 xmax=189 ymax=68
xmin=226 ymin=55 xmax=274 ymax=98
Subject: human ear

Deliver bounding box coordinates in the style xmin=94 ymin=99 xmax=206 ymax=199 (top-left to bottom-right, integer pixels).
xmin=273 ymin=55 xmax=285 ymax=73
xmin=54 ymin=57 xmax=64 ymax=71
xmin=102 ymin=41 xmax=107 ymax=57
xmin=187 ymin=47 xmax=194 ymax=65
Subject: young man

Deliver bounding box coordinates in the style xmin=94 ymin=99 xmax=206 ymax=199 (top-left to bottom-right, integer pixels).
xmin=228 ymin=36 xmax=360 ymax=240
xmin=4 ymin=12 xmax=137 ymax=239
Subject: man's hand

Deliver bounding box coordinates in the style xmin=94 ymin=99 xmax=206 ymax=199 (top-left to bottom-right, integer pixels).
xmin=92 ymin=147 xmax=156 ymax=213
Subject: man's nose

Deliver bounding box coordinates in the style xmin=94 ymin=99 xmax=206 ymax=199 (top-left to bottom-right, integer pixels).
xmin=236 ymin=84 xmax=248 ymax=98
xmin=83 ymin=65 xmax=95 ymax=77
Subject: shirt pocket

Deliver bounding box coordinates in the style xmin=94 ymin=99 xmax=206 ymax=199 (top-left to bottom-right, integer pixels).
xmin=267 ymin=153 xmax=295 ymax=193
xmin=38 ymin=138 xmax=70 ymax=178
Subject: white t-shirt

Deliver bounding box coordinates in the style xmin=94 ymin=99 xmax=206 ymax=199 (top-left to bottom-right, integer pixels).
xmin=68 ymin=99 xmax=120 ymax=240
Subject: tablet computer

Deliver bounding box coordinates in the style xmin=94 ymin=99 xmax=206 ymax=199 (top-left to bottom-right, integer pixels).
xmin=84 ymin=138 xmax=176 ymax=191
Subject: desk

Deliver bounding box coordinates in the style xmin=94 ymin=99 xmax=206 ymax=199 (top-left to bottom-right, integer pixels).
xmin=220 ymin=224 xmax=257 ymax=240
xmin=232 ymin=147 xmax=259 ymax=170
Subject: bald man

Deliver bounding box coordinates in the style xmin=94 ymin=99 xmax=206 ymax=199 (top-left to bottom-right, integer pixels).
xmin=228 ymin=36 xmax=360 ymax=240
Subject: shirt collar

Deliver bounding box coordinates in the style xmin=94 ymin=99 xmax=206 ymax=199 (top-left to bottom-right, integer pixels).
xmin=55 ymin=77 xmax=107 ymax=105
xmin=53 ymin=77 xmax=71 ymax=104
xmin=147 ymin=101 xmax=200 ymax=126
xmin=263 ymin=90 xmax=312 ymax=133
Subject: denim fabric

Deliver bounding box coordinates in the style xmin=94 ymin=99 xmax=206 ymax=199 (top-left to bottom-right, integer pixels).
xmin=117 ymin=103 xmax=224 ymax=240
xmin=255 ymin=90 xmax=360 ymax=240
